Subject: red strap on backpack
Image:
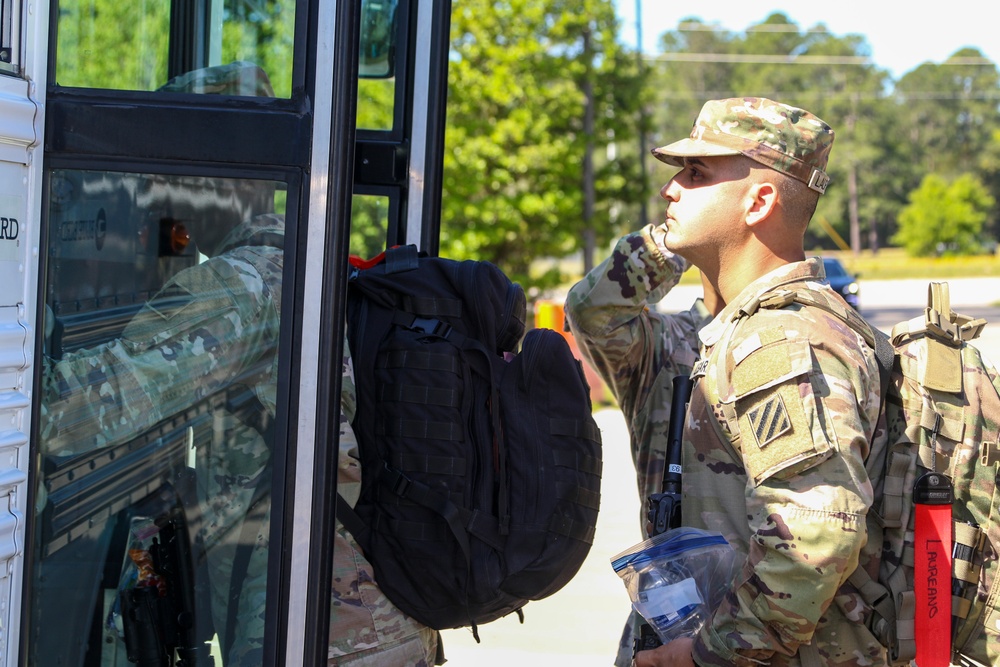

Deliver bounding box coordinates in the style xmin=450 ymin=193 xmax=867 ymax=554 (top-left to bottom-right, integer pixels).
xmin=913 ymin=471 xmax=953 ymax=667
xmin=349 ymin=251 xmax=386 ymax=269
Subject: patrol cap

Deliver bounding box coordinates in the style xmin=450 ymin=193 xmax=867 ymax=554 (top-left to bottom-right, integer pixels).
xmin=651 ymin=97 xmax=834 ymax=194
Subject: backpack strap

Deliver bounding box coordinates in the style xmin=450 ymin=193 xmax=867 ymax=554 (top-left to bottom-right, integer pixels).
xmin=755 ymin=288 xmax=894 ymax=401
xmin=336 ymin=492 xmax=370 ymax=549
xmin=891 ymin=282 xmax=987 ymax=347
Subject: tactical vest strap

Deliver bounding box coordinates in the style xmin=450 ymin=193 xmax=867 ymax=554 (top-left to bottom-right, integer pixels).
xmin=848 ymin=565 xmax=916 ymax=663
xmin=880 ymin=451 xmax=911 ymax=529
xmin=891 ymin=282 xmax=987 ymax=347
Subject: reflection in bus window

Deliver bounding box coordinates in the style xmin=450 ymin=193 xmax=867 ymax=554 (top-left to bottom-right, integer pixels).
xmin=53 ymin=0 xmax=296 ymax=97
xmin=357 ymin=77 xmax=395 ymax=131
xmin=356 ymin=0 xmax=397 ymax=129
xmin=31 ymin=170 xmax=287 ymax=666
xmin=350 ymin=193 xmax=389 ymax=258
xmin=1 ymin=0 xmax=20 ymax=76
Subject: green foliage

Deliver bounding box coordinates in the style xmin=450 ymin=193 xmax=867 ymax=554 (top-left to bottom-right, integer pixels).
xmin=221 ymin=0 xmax=296 ymax=97
xmin=350 ymin=195 xmax=390 ymax=259
xmin=892 ymin=173 xmax=995 ymax=256
xmin=53 ymin=0 xmax=295 ymax=96
xmin=643 ymin=14 xmax=1000 ymax=256
xmin=55 ymin=0 xmax=170 ymax=89
xmin=357 ymin=78 xmax=396 ymax=130
xmin=443 ymin=0 xmax=645 ymax=289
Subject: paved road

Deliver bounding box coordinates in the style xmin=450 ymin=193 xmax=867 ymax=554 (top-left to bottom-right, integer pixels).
xmin=440 ymin=277 xmax=1000 ymax=665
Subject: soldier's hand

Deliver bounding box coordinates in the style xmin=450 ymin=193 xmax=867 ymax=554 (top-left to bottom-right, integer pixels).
xmin=633 ymin=637 xmax=694 ymax=667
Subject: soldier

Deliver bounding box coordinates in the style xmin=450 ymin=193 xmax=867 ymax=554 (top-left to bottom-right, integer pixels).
xmin=564 ymin=229 xmax=721 ymax=666
xmin=39 ymin=212 xmax=439 ymax=665
xmin=330 ymin=336 xmax=441 ymax=666
xmin=581 ymin=98 xmax=887 ymax=667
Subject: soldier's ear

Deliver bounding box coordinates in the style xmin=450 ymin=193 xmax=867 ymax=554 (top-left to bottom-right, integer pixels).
xmin=744 ymin=182 xmax=777 ymax=227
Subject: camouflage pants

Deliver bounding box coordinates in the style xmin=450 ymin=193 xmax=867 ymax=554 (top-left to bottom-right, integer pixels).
xmin=328 ymin=626 xmax=440 ymax=667
xmin=198 ymin=411 xmax=271 ymax=666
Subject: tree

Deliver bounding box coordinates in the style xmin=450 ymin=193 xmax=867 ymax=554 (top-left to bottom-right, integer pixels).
xmin=978 ymin=128 xmax=1000 ymax=239
xmin=894 ymin=50 xmax=1000 ymax=175
xmin=54 ymin=0 xmax=296 ymax=95
xmin=645 ymin=13 xmax=893 ymax=254
xmin=892 ymin=173 xmax=995 ymax=256
xmin=443 ymin=0 xmax=645 ymax=290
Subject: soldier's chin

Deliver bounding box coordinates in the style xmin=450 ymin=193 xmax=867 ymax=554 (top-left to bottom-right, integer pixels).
xmin=662 ymin=234 xmax=690 ymax=259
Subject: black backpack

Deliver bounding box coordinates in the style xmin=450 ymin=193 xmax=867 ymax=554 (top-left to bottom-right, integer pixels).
xmin=340 ymin=245 xmax=603 ymax=639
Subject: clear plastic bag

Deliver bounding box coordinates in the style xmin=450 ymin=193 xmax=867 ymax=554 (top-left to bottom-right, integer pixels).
xmin=105 ymin=516 xmax=165 ymax=640
xmin=611 ymin=527 xmax=739 ymax=645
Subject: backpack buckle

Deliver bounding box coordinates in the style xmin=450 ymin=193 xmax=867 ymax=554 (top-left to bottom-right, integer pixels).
xmin=410 ymin=316 xmax=452 ymax=339
xmin=981 ymin=441 xmax=1000 ymax=467
xmin=384 ymin=463 xmax=412 ymax=497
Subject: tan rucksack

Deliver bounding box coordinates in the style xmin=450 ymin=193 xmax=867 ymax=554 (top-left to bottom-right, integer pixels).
xmin=759 ymin=282 xmax=1000 ymax=666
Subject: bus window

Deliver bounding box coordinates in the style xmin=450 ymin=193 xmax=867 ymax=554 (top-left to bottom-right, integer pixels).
xmin=357 ymin=75 xmax=395 ymax=131
xmin=357 ymin=0 xmax=397 ymax=131
xmin=350 ymin=193 xmax=390 ymax=258
xmin=53 ymin=0 xmax=296 ymax=97
xmin=1 ymin=0 xmax=18 ymax=76
xmin=30 ymin=169 xmax=288 ymax=666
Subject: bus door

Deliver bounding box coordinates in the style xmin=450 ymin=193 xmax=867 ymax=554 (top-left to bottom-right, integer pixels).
xmin=0 ymin=0 xmax=45 ymax=664
xmin=7 ymin=0 xmax=450 ymax=664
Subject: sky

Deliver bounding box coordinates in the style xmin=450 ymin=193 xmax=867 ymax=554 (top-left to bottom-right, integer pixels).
xmin=613 ymin=0 xmax=1000 ymax=81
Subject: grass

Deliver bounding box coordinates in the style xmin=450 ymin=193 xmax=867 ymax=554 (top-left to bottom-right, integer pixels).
xmin=547 ymin=246 xmax=1000 ymax=294
xmin=816 ymin=247 xmax=1000 ymax=280
xmin=665 ymin=247 xmax=1000 ymax=285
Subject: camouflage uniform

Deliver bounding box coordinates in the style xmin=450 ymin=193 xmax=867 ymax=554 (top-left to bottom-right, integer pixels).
xmin=682 ymin=259 xmax=886 ymax=666
xmin=40 ymin=213 xmax=437 ymax=665
xmin=575 ymin=98 xmax=889 ymax=665
xmin=565 ymin=224 xmax=710 ymax=514
xmin=564 ymin=224 xmax=711 ymax=666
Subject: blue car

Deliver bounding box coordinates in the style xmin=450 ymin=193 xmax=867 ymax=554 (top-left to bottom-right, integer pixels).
xmin=822 ymin=257 xmax=861 ymax=310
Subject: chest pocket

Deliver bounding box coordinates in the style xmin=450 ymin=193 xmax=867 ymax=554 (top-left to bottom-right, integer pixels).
xmin=728 ymin=336 xmax=834 ymax=486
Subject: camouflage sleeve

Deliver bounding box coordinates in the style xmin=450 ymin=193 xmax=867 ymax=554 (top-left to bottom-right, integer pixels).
xmin=39 ymin=251 xmax=280 ymax=456
xmin=565 ymin=225 xmax=705 ymax=507
xmin=694 ymin=308 xmax=881 ymax=666
xmin=564 ymin=223 xmax=689 ymax=419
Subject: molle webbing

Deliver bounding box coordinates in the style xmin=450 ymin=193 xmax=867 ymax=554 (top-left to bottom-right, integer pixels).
xmin=891 ymin=282 xmax=986 ymax=348
xmin=753 ymin=281 xmax=995 ymax=666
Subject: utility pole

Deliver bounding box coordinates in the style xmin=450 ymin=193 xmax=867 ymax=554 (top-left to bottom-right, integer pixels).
xmin=635 ymin=0 xmax=649 ymax=228
xmin=583 ymin=27 xmax=596 ymax=274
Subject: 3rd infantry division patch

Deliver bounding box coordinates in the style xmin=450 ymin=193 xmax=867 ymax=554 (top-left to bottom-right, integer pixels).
xmin=748 ymin=393 xmax=792 ymax=449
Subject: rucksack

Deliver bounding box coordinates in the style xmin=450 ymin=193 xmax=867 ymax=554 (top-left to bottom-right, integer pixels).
xmin=759 ymin=281 xmax=1000 ymax=666
xmin=339 ymin=245 xmax=603 ymax=640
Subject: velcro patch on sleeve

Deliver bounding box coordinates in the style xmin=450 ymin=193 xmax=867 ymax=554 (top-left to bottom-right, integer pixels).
xmin=731 ymin=333 xmax=800 ymax=398
xmin=731 ymin=336 xmax=831 ymax=486
xmin=738 ymin=382 xmax=832 ymax=485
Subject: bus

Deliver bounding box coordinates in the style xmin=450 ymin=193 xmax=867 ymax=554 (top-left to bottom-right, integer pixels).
xmin=0 ymin=0 xmax=452 ymax=663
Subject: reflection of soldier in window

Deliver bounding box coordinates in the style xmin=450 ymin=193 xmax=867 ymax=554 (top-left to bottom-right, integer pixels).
xmin=38 ymin=209 xmax=440 ymax=665
xmin=39 ymin=212 xmax=284 ymax=665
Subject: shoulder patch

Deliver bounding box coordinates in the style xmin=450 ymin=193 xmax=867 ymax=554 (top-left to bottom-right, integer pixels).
xmin=747 ymin=392 xmax=792 ymax=448
xmin=737 ymin=382 xmax=833 ymax=486
xmin=732 ymin=337 xmax=809 ymax=397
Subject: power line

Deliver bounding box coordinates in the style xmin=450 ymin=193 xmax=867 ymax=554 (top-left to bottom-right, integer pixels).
xmin=676 ymin=21 xmax=840 ymax=34
xmin=643 ymin=53 xmax=995 ymax=68
xmin=656 ymin=90 xmax=1000 ymax=102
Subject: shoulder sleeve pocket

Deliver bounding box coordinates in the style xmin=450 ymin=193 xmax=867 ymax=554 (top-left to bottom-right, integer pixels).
xmin=122 ymin=258 xmax=256 ymax=351
xmin=732 ymin=339 xmax=833 ymax=486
